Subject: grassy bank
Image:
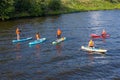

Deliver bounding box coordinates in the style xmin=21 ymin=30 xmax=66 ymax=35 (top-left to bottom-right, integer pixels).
xmin=1 ymin=0 xmax=120 ymax=20
xmin=47 ymin=0 xmax=120 ymax=15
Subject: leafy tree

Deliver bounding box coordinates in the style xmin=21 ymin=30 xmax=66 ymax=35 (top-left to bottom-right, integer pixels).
xmin=14 ymin=0 xmax=48 ymax=16
xmin=0 ymin=0 xmax=14 ymax=20
xmin=48 ymin=0 xmax=61 ymax=10
xmin=15 ymin=0 xmax=32 ymax=12
xmin=28 ymin=0 xmax=43 ymax=16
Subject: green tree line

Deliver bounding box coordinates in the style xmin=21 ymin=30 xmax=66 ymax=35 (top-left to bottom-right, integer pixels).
xmin=0 ymin=0 xmax=61 ymax=20
xmin=1 ymin=0 xmax=120 ymax=21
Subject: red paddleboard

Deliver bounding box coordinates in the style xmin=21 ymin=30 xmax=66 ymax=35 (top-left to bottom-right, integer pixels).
xmin=90 ymin=34 xmax=101 ymax=38
xmin=91 ymin=33 xmax=110 ymax=39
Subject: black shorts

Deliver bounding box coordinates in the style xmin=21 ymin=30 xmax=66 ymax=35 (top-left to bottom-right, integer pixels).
xmin=89 ymin=46 xmax=94 ymax=48
xmin=57 ymin=35 xmax=61 ymax=39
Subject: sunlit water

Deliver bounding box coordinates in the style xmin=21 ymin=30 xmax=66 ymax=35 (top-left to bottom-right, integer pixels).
xmin=0 ymin=10 xmax=120 ymax=80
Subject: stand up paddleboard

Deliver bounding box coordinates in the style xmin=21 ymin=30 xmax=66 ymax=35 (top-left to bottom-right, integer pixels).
xmin=29 ymin=38 xmax=46 ymax=45
xmin=12 ymin=37 xmax=32 ymax=43
xmin=52 ymin=37 xmax=66 ymax=45
xmin=81 ymin=46 xmax=107 ymax=53
xmin=90 ymin=34 xmax=101 ymax=38
xmin=90 ymin=34 xmax=110 ymax=39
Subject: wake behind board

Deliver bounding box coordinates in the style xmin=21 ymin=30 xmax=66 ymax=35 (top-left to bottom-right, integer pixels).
xmin=12 ymin=37 xmax=32 ymax=43
xmin=52 ymin=37 xmax=66 ymax=45
xmin=29 ymin=38 xmax=46 ymax=45
xmin=81 ymin=46 xmax=107 ymax=53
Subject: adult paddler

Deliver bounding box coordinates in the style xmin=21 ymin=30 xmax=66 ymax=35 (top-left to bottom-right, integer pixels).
xmin=101 ymin=29 xmax=107 ymax=38
xmin=56 ymin=28 xmax=62 ymax=39
xmin=16 ymin=27 xmax=21 ymax=40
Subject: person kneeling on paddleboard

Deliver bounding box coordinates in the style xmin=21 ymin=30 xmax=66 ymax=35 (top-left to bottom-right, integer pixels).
xmin=56 ymin=28 xmax=62 ymax=39
xmin=36 ymin=32 xmax=40 ymax=40
xmin=16 ymin=27 xmax=21 ymax=40
xmin=101 ymin=29 xmax=107 ymax=38
xmin=88 ymin=39 xmax=94 ymax=48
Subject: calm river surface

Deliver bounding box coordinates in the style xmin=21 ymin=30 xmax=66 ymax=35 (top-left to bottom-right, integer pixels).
xmin=0 ymin=10 xmax=120 ymax=80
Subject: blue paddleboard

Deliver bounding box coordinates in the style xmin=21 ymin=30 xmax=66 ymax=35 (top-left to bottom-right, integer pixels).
xmin=29 ymin=38 xmax=46 ymax=45
xmin=12 ymin=37 xmax=32 ymax=43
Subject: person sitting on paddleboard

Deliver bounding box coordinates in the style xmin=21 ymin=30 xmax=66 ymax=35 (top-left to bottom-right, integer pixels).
xmin=36 ymin=32 xmax=40 ymax=40
xmin=16 ymin=27 xmax=21 ymax=40
xmin=101 ymin=29 xmax=107 ymax=38
xmin=56 ymin=28 xmax=62 ymax=39
xmin=88 ymin=39 xmax=94 ymax=48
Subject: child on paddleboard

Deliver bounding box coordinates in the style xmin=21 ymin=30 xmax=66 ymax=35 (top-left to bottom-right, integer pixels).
xmin=88 ymin=39 xmax=94 ymax=48
xmin=36 ymin=32 xmax=40 ymax=40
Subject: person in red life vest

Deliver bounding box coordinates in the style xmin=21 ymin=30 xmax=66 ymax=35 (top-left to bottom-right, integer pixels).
xmin=56 ymin=28 xmax=62 ymax=39
xmin=36 ymin=32 xmax=40 ymax=40
xmin=101 ymin=29 xmax=107 ymax=38
xmin=16 ymin=27 xmax=21 ymax=40
xmin=88 ymin=39 xmax=94 ymax=48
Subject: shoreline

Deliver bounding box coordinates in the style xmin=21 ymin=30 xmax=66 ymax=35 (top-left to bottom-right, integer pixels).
xmin=2 ymin=9 xmax=118 ymax=21
xmin=1 ymin=0 xmax=120 ymax=21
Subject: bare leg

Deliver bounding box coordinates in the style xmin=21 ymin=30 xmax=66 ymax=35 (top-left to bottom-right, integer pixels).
xmin=17 ymin=34 xmax=20 ymax=40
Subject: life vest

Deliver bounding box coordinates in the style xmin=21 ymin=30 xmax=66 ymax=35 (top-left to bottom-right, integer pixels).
xmin=16 ymin=28 xmax=20 ymax=34
xmin=57 ymin=29 xmax=62 ymax=35
xmin=88 ymin=40 xmax=94 ymax=47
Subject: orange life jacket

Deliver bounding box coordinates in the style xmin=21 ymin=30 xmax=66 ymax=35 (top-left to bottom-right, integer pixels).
xmin=16 ymin=28 xmax=20 ymax=34
xmin=57 ymin=29 xmax=62 ymax=35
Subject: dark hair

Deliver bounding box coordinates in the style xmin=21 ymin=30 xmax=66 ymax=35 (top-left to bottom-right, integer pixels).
xmin=36 ymin=32 xmax=39 ymax=34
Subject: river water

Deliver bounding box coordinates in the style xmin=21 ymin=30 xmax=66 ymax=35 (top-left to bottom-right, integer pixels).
xmin=0 ymin=10 xmax=120 ymax=80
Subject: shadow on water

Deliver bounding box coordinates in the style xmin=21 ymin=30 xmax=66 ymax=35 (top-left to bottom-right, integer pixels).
xmin=34 ymin=44 xmax=41 ymax=61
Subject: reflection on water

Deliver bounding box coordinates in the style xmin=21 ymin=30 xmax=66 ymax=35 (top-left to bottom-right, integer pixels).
xmin=35 ymin=44 xmax=41 ymax=61
xmin=15 ymin=43 xmax=22 ymax=60
xmin=56 ymin=43 xmax=62 ymax=55
xmin=89 ymin=11 xmax=102 ymax=26
xmin=87 ymin=53 xmax=94 ymax=62
xmin=102 ymin=38 xmax=106 ymax=43
xmin=28 ymin=44 xmax=41 ymax=62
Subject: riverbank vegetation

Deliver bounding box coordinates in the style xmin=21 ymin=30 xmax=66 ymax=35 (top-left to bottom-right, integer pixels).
xmin=1 ymin=0 xmax=120 ymax=20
